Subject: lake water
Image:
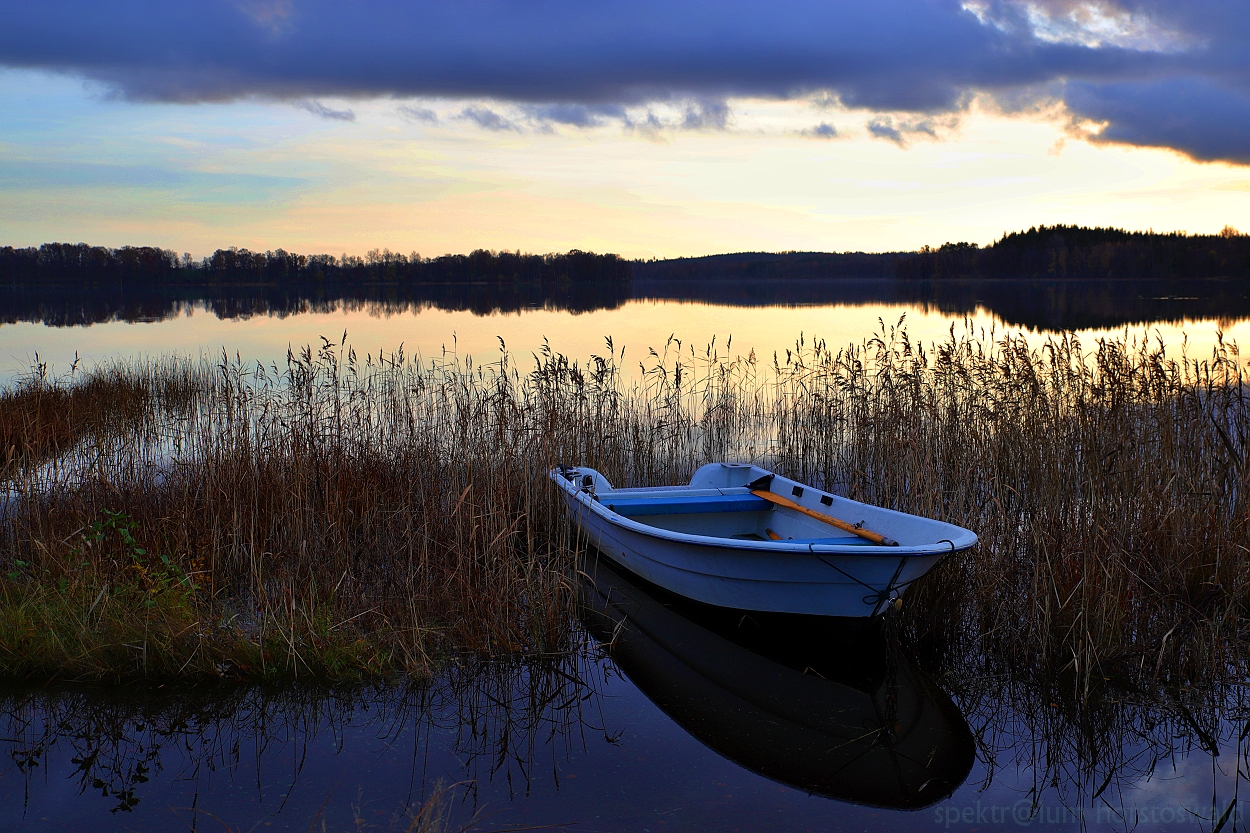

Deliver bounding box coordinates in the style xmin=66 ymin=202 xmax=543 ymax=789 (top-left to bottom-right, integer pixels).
xmin=3 ymin=276 xmax=1250 ymax=831
xmin=4 ymin=277 xmax=1250 ymax=381
xmin=2 ymin=555 xmax=1246 ymax=833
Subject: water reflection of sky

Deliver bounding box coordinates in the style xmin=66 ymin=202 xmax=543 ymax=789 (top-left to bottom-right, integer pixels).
xmin=1 ymin=655 xmax=1243 ymax=832
xmin=3 ymin=298 xmax=1249 ymax=383
xmin=2 ymin=557 xmax=1246 ymax=833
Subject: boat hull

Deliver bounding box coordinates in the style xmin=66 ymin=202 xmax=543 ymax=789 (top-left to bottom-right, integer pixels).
xmin=553 ymin=463 xmax=976 ymax=617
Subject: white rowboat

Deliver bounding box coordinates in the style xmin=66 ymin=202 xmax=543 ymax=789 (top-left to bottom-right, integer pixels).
xmin=551 ymin=462 xmax=977 ymax=617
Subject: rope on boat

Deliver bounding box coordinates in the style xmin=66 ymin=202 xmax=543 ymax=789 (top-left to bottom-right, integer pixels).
xmin=808 ymin=543 xmax=911 ymax=615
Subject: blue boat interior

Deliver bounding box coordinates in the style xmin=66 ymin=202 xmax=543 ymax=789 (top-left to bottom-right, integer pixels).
xmin=599 ymin=490 xmax=876 ymax=545
xmin=604 ymin=494 xmax=771 ymax=516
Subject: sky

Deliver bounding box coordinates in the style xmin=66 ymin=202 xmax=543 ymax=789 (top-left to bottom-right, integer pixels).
xmin=1 ymin=0 xmax=1248 ymax=259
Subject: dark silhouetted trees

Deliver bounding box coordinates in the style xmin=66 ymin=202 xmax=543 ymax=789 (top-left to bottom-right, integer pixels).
xmin=896 ymin=225 xmax=1250 ymax=279
xmin=0 ymin=244 xmax=632 ymax=288
xmin=634 ymin=251 xmax=900 ymax=281
xmin=635 ymin=227 xmax=1250 ymax=282
xmin=0 ymin=243 xmax=181 ymax=285
xmin=6 ymin=228 xmax=1250 ymax=292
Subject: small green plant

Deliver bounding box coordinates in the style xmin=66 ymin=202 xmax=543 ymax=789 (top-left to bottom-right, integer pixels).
xmin=88 ymin=509 xmax=145 ymax=557
xmin=86 ymin=510 xmax=194 ymax=604
xmin=5 ymin=559 xmax=28 ymax=582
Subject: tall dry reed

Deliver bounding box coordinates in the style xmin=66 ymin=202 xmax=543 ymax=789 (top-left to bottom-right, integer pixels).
xmin=1 ymin=323 xmax=1248 ymax=693
xmin=779 ymin=321 xmax=1250 ymax=695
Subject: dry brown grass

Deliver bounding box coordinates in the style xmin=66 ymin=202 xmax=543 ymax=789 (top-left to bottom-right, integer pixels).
xmin=0 ymin=366 xmax=154 ymax=472
xmin=762 ymin=322 xmax=1250 ymax=696
xmin=2 ymin=324 xmax=1249 ymax=694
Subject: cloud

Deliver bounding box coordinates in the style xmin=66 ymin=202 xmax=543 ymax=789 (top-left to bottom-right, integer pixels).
xmin=294 ymin=99 xmax=355 ymax=121
xmin=397 ymin=104 xmax=438 ymax=124
xmin=459 ymin=106 xmax=520 ymax=131
xmin=867 ymin=117 xmax=905 ymax=145
xmin=462 ymin=100 xmax=725 ymax=135
xmin=801 ymin=122 xmax=839 ymax=139
xmin=1065 ymin=77 xmax=1250 ymax=164
xmin=963 ymin=0 xmax=1198 ymax=52
xmin=680 ymin=98 xmax=731 ymax=130
xmin=0 ymin=1 xmax=1247 ymax=163
xmin=526 ymin=103 xmax=627 ymax=128
xmin=867 ymin=115 xmax=949 ymax=146
xmin=808 ymin=91 xmax=843 ymax=110
xmin=625 ymin=110 xmax=669 ymax=141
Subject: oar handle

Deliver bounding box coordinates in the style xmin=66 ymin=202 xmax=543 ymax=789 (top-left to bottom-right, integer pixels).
xmin=751 ymin=489 xmax=899 ymax=546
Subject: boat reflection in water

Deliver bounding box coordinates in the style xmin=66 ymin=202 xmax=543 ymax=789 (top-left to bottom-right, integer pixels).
xmin=580 ymin=552 xmax=976 ymax=810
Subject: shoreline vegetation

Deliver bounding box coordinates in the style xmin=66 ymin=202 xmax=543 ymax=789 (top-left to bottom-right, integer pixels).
xmin=2 ymin=324 xmax=1249 ymax=701
xmin=643 ymin=224 xmax=1250 ymax=281
xmin=0 ymin=246 xmax=633 ymax=288
xmin=3 ymin=225 xmax=1250 ymax=290
xmin=4 ymin=226 xmax=1250 ymax=332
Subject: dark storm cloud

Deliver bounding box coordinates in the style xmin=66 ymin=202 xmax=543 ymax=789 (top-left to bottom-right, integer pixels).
xmin=1066 ymin=77 xmax=1250 ymax=164
xmin=1 ymin=1 xmax=1247 ymax=163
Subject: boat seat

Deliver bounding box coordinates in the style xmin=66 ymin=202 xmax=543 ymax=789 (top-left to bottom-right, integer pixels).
xmin=603 ymin=494 xmax=771 ymax=516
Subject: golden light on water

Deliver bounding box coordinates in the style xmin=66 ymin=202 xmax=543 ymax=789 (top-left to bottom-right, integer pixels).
xmin=4 ymin=299 xmax=1248 ymax=382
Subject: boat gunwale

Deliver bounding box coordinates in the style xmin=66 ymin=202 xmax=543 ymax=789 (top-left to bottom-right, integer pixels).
xmin=550 ymin=469 xmax=977 ymax=558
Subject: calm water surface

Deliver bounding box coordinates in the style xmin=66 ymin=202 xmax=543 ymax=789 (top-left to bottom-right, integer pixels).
xmin=3 ymin=277 xmax=1250 ymax=830
xmin=3 ymin=278 xmax=1250 ymax=380
xmin=2 ymin=556 xmax=1245 ymax=832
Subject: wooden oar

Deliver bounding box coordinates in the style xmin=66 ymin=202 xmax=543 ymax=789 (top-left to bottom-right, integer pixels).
xmin=751 ymin=489 xmax=899 ymax=546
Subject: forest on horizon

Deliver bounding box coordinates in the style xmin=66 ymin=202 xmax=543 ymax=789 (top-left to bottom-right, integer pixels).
xmin=893 ymin=224 xmax=1250 ymax=280
xmin=3 ymin=225 xmax=1249 ymax=286
xmin=0 ymin=246 xmax=632 ymax=287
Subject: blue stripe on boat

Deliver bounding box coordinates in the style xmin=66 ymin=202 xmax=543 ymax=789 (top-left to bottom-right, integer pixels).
xmin=605 ymin=494 xmax=771 ymax=516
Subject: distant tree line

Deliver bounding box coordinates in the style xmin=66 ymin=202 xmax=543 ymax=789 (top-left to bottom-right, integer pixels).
xmin=0 ymin=244 xmax=632 ymax=287
xmin=634 ymin=227 xmax=1250 ymax=282
xmin=895 ymin=225 xmax=1250 ymax=279
xmin=6 ymin=226 xmax=1250 ymax=288
xmin=634 ymin=251 xmax=900 ymax=281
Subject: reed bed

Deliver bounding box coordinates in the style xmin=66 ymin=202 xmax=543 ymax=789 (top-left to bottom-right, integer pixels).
xmin=0 ymin=360 xmax=176 ymax=472
xmin=1 ymin=323 xmax=1248 ymax=694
